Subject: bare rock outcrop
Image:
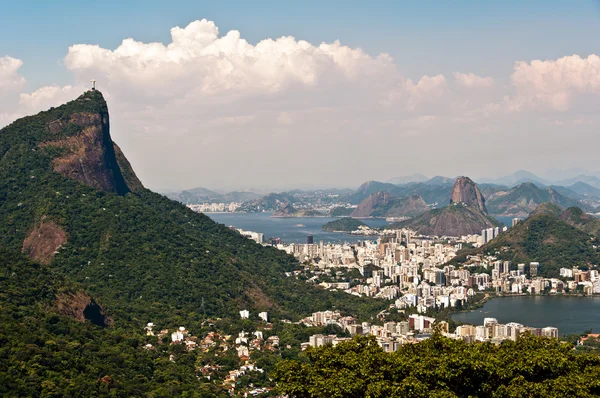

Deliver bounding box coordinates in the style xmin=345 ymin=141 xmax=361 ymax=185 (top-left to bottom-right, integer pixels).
xmin=39 ymin=91 xmax=143 ymax=195
xmin=22 ymin=218 xmax=67 ymax=265
xmin=450 ymin=176 xmax=487 ymax=213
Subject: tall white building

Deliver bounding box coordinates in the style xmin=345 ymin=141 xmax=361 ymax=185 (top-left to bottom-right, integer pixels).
xmin=258 ymin=311 xmax=268 ymax=322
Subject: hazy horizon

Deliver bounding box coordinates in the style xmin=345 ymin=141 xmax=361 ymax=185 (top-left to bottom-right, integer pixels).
xmin=3 ymin=1 xmax=600 ymax=191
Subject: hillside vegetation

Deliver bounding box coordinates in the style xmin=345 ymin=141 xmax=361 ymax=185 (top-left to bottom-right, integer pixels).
xmin=481 ymin=205 xmax=600 ymax=277
xmin=486 ymin=182 xmax=592 ymax=217
xmin=0 ymin=91 xmax=385 ymax=325
xmin=322 ymin=218 xmax=367 ymax=232
xmin=275 ymin=335 xmax=600 ymax=397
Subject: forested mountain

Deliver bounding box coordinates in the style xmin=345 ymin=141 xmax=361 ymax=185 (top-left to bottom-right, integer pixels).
xmin=486 ymin=182 xmax=592 ymax=217
xmin=480 ymin=204 xmax=600 ymax=277
xmin=568 ymin=181 xmax=600 ymax=198
xmin=0 ymin=90 xmax=388 ymax=395
xmin=345 ymin=181 xmax=402 ymax=204
xmin=322 ymin=217 xmax=368 ymax=232
xmin=0 ymin=90 xmax=383 ymax=323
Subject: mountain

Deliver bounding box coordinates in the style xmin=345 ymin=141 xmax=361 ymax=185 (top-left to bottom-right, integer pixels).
xmin=528 ymin=202 xmax=563 ymax=217
xmin=393 ymin=204 xmax=501 ymax=237
xmin=393 ymin=183 xmax=454 ymax=208
xmin=220 ymin=190 xmax=263 ymax=203
xmin=0 ymin=90 xmax=384 ymax=323
xmin=482 ymin=170 xmax=550 ymax=187
xmin=481 ymin=204 xmax=600 ymax=277
xmin=346 ymin=178 xmax=454 ymax=209
xmin=559 ymin=206 xmax=600 ymax=238
xmin=486 ymin=182 xmax=593 ymax=217
xmin=450 ymin=175 xmax=487 ymax=212
xmin=346 ymin=181 xmax=401 ymax=204
xmin=328 ymin=206 xmax=354 ymax=217
xmin=165 ymin=186 xmax=220 ymax=203
xmin=272 ymin=203 xmax=323 ymax=217
xmin=567 ymin=181 xmax=600 ymax=198
xmin=392 ymin=177 xmax=500 ymax=236
xmin=556 ymin=174 xmax=600 ymax=189
xmin=237 ymin=191 xmax=296 ymax=212
xmin=422 ymin=176 xmax=455 ymax=186
xmin=322 ymin=218 xmax=368 ymax=232
xmin=478 ymin=183 xmax=508 ymax=199
xmin=387 ymin=173 xmax=428 ymax=185
xmin=166 ymin=187 xmax=262 ymax=204
xmin=548 ymin=185 xmax=584 ymax=200
xmin=350 ymin=192 xmax=428 ymax=218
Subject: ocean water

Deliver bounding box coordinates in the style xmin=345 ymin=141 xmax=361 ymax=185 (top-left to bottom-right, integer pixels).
xmin=206 ymin=212 xmax=389 ymax=244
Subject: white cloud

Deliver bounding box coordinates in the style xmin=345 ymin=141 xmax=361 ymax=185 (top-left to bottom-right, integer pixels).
xmin=454 ymin=72 xmax=494 ymax=88
xmin=19 ymin=85 xmax=83 ymax=111
xmin=510 ymin=54 xmax=600 ymax=111
xmin=64 ymin=19 xmax=396 ymax=99
xmin=3 ymin=21 xmax=600 ymax=190
xmin=0 ymin=56 xmax=25 ymax=91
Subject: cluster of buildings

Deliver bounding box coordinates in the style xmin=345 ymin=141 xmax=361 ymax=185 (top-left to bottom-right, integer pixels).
xmin=301 ymin=311 xmax=558 ymax=352
xmin=463 ymin=255 xmax=600 ymax=295
xmin=481 ymin=226 xmax=504 ymax=244
xmin=455 ymin=318 xmax=558 ymax=343
xmin=187 ymin=202 xmax=241 ymax=213
xmin=143 ymin=321 xmax=278 ymax=395
xmin=143 ymin=323 xmax=199 ymax=352
xmin=280 ymin=231 xmax=481 ymax=311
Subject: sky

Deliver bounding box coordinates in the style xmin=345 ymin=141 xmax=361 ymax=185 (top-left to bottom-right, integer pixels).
xmin=2 ymin=1 xmax=600 ymax=192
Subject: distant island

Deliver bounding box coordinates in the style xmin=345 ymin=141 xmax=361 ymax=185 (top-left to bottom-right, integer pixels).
xmin=272 ymin=204 xmax=324 ymax=218
xmin=322 ymin=217 xmax=368 ymax=232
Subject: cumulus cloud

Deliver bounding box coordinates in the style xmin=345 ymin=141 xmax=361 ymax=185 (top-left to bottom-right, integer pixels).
xmin=510 ymin=54 xmax=600 ymax=111
xmin=19 ymin=85 xmax=83 ymax=111
xmin=64 ymin=19 xmax=396 ymax=100
xmin=0 ymin=56 xmax=25 ymax=91
xmin=2 ymin=20 xmax=600 ymax=190
xmin=454 ymin=72 xmax=494 ymax=88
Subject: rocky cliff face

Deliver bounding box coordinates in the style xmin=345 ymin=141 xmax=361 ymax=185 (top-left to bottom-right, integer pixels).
xmin=393 ymin=176 xmax=501 ymax=236
xmin=351 ymin=191 xmax=395 ymax=217
xmin=39 ymin=91 xmax=142 ymax=195
xmin=450 ymin=176 xmax=487 ymax=213
xmin=386 ymin=194 xmax=429 ymax=218
xmin=351 ymin=192 xmax=428 ymax=218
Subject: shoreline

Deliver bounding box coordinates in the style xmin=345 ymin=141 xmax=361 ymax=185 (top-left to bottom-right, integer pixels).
xmin=454 ymin=292 xmax=600 ymax=314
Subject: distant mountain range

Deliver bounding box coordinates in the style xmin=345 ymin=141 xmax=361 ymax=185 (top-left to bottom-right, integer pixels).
xmin=387 ymin=173 xmax=428 ymax=185
xmin=478 ymin=170 xmax=600 ymax=190
xmin=165 ymin=187 xmax=262 ymax=204
xmin=485 ymin=182 xmax=595 ymax=217
xmin=166 ymin=170 xmax=600 ymax=219
xmin=392 ymin=177 xmax=501 ymax=236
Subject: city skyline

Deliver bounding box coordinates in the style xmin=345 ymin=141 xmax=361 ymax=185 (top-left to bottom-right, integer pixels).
xmin=2 ymin=1 xmax=600 ymax=191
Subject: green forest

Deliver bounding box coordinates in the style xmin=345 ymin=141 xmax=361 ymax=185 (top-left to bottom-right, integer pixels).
xmin=0 ymin=90 xmax=387 ymax=395
xmin=275 ymin=335 xmax=600 ymax=397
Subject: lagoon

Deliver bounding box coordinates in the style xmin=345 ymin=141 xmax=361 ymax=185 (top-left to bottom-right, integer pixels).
xmin=451 ymin=295 xmax=600 ymax=335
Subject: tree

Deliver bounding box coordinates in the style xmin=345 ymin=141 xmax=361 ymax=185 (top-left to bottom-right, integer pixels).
xmin=274 ymin=334 xmax=600 ymax=397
